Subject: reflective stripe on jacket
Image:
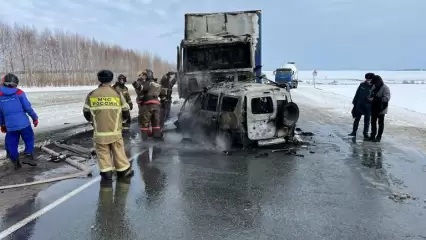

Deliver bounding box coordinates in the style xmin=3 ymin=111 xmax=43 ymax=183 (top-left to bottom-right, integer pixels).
xmin=83 ymin=86 xmax=130 ymax=144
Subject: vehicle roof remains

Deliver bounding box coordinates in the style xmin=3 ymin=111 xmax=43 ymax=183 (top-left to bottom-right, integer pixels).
xmin=207 ymin=82 xmax=284 ymax=96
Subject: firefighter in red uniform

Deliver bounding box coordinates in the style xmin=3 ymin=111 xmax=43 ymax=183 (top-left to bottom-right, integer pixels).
xmin=139 ymin=69 xmax=162 ymax=141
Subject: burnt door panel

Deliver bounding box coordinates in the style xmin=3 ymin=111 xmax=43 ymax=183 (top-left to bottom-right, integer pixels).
xmin=199 ymin=93 xmax=219 ymax=136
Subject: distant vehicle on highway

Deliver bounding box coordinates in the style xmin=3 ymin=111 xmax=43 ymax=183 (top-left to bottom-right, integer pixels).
xmin=273 ymin=62 xmax=299 ymax=88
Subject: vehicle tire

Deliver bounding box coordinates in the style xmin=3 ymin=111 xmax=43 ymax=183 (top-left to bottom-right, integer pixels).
xmin=278 ymin=102 xmax=300 ymax=127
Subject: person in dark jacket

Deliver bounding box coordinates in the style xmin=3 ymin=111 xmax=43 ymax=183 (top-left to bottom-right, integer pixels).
xmin=0 ymin=73 xmax=39 ymax=169
xmin=113 ymin=74 xmax=133 ymax=134
xmin=367 ymin=75 xmax=391 ymax=142
xmin=158 ymin=71 xmax=177 ymax=127
xmin=349 ymin=73 xmax=374 ymax=139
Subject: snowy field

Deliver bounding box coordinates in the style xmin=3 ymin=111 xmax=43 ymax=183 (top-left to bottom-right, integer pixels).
xmin=290 ymin=85 xmax=426 ymax=129
xmin=306 ymin=84 xmax=426 ymax=115
xmin=266 ymin=70 xmax=426 ymax=84
xmin=0 ymin=84 xmax=142 ymax=146
xmin=264 ymin=70 xmax=426 ymax=116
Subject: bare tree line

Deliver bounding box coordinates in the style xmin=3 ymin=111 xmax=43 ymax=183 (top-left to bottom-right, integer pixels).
xmin=0 ymin=21 xmax=175 ymax=87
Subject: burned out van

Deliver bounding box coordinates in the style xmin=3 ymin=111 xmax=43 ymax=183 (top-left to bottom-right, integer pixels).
xmin=175 ymin=82 xmax=300 ymax=148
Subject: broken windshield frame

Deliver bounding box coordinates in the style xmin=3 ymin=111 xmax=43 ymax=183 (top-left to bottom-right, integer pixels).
xmin=184 ymin=42 xmax=252 ymax=72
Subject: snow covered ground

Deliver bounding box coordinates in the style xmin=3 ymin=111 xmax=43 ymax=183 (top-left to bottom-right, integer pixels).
xmin=0 ymin=85 xmax=142 ymax=146
xmin=20 ymin=86 xmax=99 ymax=93
xmin=296 ymin=70 xmax=426 ymax=83
xmin=264 ymin=70 xmax=426 ymax=84
xmin=0 ymin=84 xmax=183 ymax=159
xmin=307 ymin=84 xmax=426 ymax=115
xmin=290 ymin=85 xmax=426 ymax=129
xmin=264 ymin=70 xmax=426 ymax=117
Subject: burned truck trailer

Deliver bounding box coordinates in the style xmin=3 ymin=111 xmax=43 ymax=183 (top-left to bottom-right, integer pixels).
xmin=176 ymin=10 xmax=262 ymax=99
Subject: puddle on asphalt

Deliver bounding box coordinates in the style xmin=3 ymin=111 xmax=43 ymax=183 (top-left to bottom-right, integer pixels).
xmin=0 ymin=197 xmax=38 ymax=238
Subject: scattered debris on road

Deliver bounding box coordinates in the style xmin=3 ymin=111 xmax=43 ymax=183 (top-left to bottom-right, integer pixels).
xmin=272 ymin=148 xmax=294 ymax=153
xmin=0 ymin=145 xmax=93 ymax=191
xmin=389 ymin=192 xmax=414 ymax=202
xmin=271 ymin=147 xmax=304 ymax=157
xmin=53 ymin=142 xmax=94 ymax=158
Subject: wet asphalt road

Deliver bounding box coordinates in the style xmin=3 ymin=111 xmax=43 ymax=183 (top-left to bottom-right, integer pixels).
xmin=1 ymin=94 xmax=426 ymax=239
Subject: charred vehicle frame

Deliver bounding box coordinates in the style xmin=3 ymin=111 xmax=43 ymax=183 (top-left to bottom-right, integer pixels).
xmin=175 ymin=82 xmax=300 ymax=148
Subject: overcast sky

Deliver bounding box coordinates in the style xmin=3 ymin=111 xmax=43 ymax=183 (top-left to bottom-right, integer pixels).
xmin=1 ymin=0 xmax=425 ymax=70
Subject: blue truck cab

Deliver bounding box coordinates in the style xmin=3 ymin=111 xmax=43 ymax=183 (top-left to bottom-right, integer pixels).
xmin=273 ymin=62 xmax=298 ymax=89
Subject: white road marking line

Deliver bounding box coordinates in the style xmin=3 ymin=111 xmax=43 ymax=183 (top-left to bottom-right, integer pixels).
xmin=0 ymin=176 xmax=101 ymax=240
xmin=0 ymin=149 xmax=148 ymax=238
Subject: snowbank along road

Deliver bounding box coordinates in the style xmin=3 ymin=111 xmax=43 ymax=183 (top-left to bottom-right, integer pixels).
xmin=0 ymin=81 xmax=426 ymax=239
xmin=0 ymin=85 xmax=142 ymax=158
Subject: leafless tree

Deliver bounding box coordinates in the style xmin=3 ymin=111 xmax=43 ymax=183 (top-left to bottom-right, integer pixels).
xmin=0 ymin=21 xmax=175 ymax=87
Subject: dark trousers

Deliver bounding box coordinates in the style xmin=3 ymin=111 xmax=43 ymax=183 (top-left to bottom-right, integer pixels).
xmin=140 ymin=104 xmax=161 ymax=140
xmin=370 ymin=113 xmax=385 ymax=138
xmin=353 ymin=111 xmax=371 ymax=136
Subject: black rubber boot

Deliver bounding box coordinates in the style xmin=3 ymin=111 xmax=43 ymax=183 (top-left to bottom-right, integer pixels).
xmin=12 ymin=159 xmax=22 ymax=169
xmin=100 ymin=177 xmax=113 ymax=187
xmin=348 ymin=132 xmax=356 ymax=137
xmin=117 ymin=167 xmax=134 ymax=180
xmin=141 ymin=131 xmax=149 ymax=141
xmin=364 ymin=134 xmax=375 ymax=141
xmin=22 ymin=153 xmax=37 ymax=167
xmin=100 ymin=171 xmax=113 ymax=183
xmin=373 ymin=136 xmax=381 ymax=142
xmin=363 ymin=133 xmax=369 ymax=141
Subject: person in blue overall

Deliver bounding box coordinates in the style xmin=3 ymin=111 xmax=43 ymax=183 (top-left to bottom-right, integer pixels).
xmin=0 ymin=73 xmax=39 ymax=169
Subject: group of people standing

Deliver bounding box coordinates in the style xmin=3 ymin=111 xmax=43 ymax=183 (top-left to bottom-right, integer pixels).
xmin=83 ymin=69 xmax=176 ymax=182
xmin=349 ymin=73 xmax=391 ymax=142
xmin=0 ymin=69 xmax=175 ymax=184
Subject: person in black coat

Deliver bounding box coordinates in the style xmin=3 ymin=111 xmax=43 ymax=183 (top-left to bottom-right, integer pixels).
xmin=349 ymin=73 xmax=374 ymax=139
xmin=366 ymin=75 xmax=391 ymax=142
